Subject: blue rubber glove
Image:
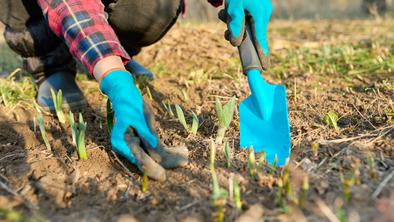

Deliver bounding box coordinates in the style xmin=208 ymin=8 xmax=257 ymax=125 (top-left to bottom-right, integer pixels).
xmin=220 ymin=0 xmax=272 ymax=70
xmin=100 ymin=69 xmax=158 ymax=165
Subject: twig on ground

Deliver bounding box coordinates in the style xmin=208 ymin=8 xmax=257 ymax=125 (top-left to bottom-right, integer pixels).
xmin=351 ymin=103 xmax=377 ymax=130
xmin=372 ymin=169 xmax=394 ymax=198
xmin=111 ymin=151 xmax=135 ymax=178
xmin=178 ymin=200 xmax=199 ymax=211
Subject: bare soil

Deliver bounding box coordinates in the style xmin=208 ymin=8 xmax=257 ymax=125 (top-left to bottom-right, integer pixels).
xmin=0 ymin=21 xmax=393 ymax=222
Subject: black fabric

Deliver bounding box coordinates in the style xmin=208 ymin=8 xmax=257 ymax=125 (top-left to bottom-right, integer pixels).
xmin=105 ymin=0 xmax=183 ymax=56
xmin=0 ymin=0 xmax=183 ymax=80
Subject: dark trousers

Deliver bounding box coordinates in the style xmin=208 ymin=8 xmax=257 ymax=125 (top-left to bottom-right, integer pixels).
xmin=0 ymin=0 xmax=183 ymax=82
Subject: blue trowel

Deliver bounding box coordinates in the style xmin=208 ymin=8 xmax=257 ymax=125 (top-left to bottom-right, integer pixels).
xmin=238 ymin=20 xmax=291 ymax=166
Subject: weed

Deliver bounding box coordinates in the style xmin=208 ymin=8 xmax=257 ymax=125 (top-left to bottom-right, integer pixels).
xmin=224 ymin=141 xmax=231 ymax=168
xmin=69 ymin=112 xmax=88 ymax=160
xmin=215 ymin=97 xmax=236 ymax=144
xmin=175 ymin=104 xmax=199 ymax=135
xmin=34 ymin=103 xmax=51 ymax=151
xmin=323 ymin=111 xmax=339 ymax=130
xmin=0 ymin=73 xmax=36 ymax=108
xmin=50 ymin=89 xmax=66 ymax=124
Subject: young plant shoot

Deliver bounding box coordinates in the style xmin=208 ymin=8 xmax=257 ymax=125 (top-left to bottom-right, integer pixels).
xmin=50 ymin=88 xmax=66 ymax=124
xmin=106 ymin=99 xmax=114 ymax=132
xmin=34 ymin=103 xmax=51 ymax=150
xmin=233 ymin=177 xmax=242 ymax=210
xmin=247 ymin=146 xmax=256 ymax=177
xmin=224 ymin=141 xmax=231 ymax=168
xmin=215 ymin=97 xmax=236 ymax=144
xmin=210 ymin=169 xmax=228 ymax=222
xmin=323 ymin=111 xmax=339 ymax=130
xmin=175 ymin=104 xmax=199 ymax=135
xmin=69 ymin=112 xmax=88 ymax=160
xmin=162 ymin=101 xmax=174 ymax=117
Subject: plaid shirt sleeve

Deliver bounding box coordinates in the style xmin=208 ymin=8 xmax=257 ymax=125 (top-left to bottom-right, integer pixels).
xmin=36 ymin=0 xmax=131 ymax=75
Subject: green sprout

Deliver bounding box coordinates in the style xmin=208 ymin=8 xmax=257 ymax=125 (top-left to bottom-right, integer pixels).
xmin=259 ymin=152 xmax=267 ymax=169
xmin=210 ymin=140 xmax=216 ymax=170
xmin=276 ymin=178 xmax=286 ymax=209
xmin=162 ymin=101 xmax=174 ymax=117
xmin=142 ymin=172 xmax=148 ymax=193
xmin=181 ymin=89 xmax=189 ymax=102
xmin=69 ymin=112 xmax=88 ymax=160
xmin=145 ymin=86 xmax=153 ymax=100
xmin=233 ymin=177 xmax=242 ymax=210
xmin=299 ymin=174 xmax=309 ymax=208
xmin=367 ymin=154 xmax=377 ymax=181
xmin=106 ymin=99 xmax=114 ymax=132
xmin=224 ymin=141 xmax=231 ymax=168
xmin=311 ymin=142 xmax=320 ymax=159
xmin=50 ymin=89 xmax=65 ymax=124
xmin=247 ymin=147 xmax=256 ymax=177
xmin=215 ymin=97 xmax=236 ymax=144
xmin=34 ymin=103 xmax=51 ymax=150
xmin=175 ymin=104 xmax=199 ymax=135
xmin=270 ymin=155 xmax=278 ymax=175
xmin=210 ymin=169 xmax=228 ymax=222
xmin=339 ymin=169 xmax=354 ymax=202
xmin=323 ymin=111 xmax=339 ymax=130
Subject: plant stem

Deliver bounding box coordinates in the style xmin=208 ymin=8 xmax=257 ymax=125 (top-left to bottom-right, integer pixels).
xmin=215 ymin=127 xmax=227 ymax=144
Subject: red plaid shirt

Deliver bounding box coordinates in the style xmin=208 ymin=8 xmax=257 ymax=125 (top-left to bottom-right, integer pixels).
xmin=36 ymin=0 xmax=223 ymax=75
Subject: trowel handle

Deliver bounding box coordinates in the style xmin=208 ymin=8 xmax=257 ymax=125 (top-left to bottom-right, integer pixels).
xmin=237 ymin=18 xmax=263 ymax=75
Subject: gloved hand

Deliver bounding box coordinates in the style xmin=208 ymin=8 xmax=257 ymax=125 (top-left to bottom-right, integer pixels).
xmin=219 ymin=0 xmax=272 ymax=70
xmin=100 ymin=69 xmax=158 ymax=166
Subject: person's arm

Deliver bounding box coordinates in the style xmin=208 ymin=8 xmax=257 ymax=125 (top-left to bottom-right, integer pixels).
xmin=36 ymin=0 xmax=130 ymax=75
xmin=36 ymin=0 xmax=162 ymax=178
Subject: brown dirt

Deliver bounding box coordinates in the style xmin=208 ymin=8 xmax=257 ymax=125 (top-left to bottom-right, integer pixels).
xmin=0 ymin=21 xmax=393 ymax=222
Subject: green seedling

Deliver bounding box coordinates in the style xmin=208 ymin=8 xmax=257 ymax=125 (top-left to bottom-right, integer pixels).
xmin=162 ymin=101 xmax=174 ymax=117
xmin=210 ymin=140 xmax=216 ymax=170
xmin=323 ymin=111 xmax=339 ymax=130
xmin=282 ymin=167 xmax=292 ymax=200
xmin=181 ymin=89 xmax=189 ymax=102
xmin=311 ymin=142 xmax=320 ymax=159
xmin=233 ymin=177 xmax=242 ymax=210
xmin=259 ymin=152 xmax=267 ymax=169
xmin=145 ymin=86 xmax=153 ymax=100
xmin=175 ymin=104 xmax=199 ymax=135
xmin=106 ymin=99 xmax=114 ymax=132
xmin=69 ymin=112 xmax=88 ymax=160
xmin=215 ymin=97 xmax=236 ymax=144
xmin=142 ymin=172 xmax=148 ymax=193
xmin=299 ymin=174 xmax=309 ymax=208
xmin=224 ymin=141 xmax=231 ymax=168
xmin=210 ymin=169 xmax=228 ymax=222
xmin=339 ymin=169 xmax=354 ymax=202
xmin=276 ymin=178 xmax=286 ymax=209
xmin=34 ymin=103 xmax=51 ymax=150
xmin=247 ymin=147 xmax=256 ymax=177
xmin=367 ymin=154 xmax=377 ymax=181
xmin=50 ymin=89 xmax=65 ymax=124
xmin=270 ymin=155 xmax=278 ymax=175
